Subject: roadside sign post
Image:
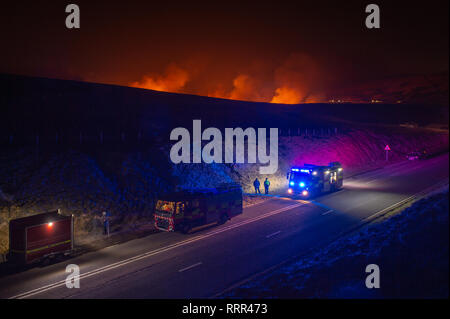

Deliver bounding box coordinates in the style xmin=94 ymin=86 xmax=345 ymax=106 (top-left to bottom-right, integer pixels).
xmin=385 ymin=144 xmax=391 ymax=161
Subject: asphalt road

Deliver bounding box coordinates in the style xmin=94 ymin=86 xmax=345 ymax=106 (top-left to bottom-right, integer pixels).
xmin=0 ymin=154 xmax=448 ymax=299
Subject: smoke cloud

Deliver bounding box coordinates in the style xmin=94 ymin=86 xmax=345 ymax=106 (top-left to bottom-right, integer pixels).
xmin=270 ymin=53 xmax=324 ymax=104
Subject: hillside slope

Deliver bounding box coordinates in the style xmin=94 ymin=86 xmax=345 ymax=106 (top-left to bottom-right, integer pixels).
xmin=1 ymin=73 xmax=448 ymax=141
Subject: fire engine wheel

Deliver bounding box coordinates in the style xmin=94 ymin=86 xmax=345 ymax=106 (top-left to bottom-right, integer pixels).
xmin=218 ymin=213 xmax=229 ymax=225
xmin=41 ymin=257 xmax=51 ymax=266
xmin=182 ymin=223 xmax=192 ymax=234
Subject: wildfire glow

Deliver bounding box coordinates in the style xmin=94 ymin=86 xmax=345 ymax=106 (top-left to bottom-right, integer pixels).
xmin=130 ymin=64 xmax=189 ymax=93
xmin=270 ymin=87 xmax=303 ymax=104
xmin=129 ymin=53 xmax=327 ymax=104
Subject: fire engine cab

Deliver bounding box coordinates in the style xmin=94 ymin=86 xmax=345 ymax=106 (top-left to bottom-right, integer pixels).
xmin=154 ymin=183 xmax=243 ymax=234
xmin=287 ymin=162 xmax=344 ymax=197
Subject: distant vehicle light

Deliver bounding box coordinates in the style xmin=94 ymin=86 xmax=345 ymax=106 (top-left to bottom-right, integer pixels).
xmin=312 ymin=171 xmax=317 ymax=175
xmin=338 ymin=168 xmax=343 ymax=172
xmin=302 ymin=190 xmax=308 ymax=196
xmin=289 ymin=181 xmax=295 ymax=186
xmin=325 ymin=170 xmax=330 ymax=174
xmin=299 ymin=182 xmax=305 ymax=187
xmin=288 ymin=188 xmax=293 ymax=194
xmin=47 ymin=222 xmax=53 ymax=227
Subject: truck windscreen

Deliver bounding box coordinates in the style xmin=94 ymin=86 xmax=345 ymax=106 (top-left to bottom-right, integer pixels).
xmin=155 ymin=201 xmax=175 ymax=214
xmin=290 ymin=172 xmax=312 ymax=182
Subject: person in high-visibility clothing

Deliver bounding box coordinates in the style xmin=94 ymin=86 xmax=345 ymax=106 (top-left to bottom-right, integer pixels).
xmin=264 ymin=178 xmax=270 ymax=194
xmin=253 ymin=178 xmax=261 ymax=194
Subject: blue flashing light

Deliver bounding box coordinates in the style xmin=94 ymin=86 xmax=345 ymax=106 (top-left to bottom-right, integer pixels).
xmin=299 ymin=182 xmax=305 ymax=187
xmin=289 ymin=181 xmax=295 ymax=186
xmin=300 ymin=169 xmax=310 ymax=173
xmin=291 ymin=168 xmax=300 ymax=172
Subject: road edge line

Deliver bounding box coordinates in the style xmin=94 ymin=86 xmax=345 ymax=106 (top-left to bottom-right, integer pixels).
xmin=210 ymin=178 xmax=449 ymax=298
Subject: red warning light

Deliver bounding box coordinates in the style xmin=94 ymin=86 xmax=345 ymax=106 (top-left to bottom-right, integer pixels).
xmin=47 ymin=222 xmax=53 ymax=228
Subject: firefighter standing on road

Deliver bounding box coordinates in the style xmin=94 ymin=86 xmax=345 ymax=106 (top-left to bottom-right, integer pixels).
xmin=264 ymin=178 xmax=270 ymax=194
xmin=253 ymin=178 xmax=261 ymax=194
xmin=102 ymin=211 xmax=110 ymax=237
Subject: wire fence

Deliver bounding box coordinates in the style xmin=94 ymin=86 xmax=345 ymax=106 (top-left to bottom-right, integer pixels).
xmin=1 ymin=127 xmax=341 ymax=146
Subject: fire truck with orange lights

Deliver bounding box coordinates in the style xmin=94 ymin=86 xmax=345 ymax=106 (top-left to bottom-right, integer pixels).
xmin=286 ymin=162 xmax=343 ymax=197
xmin=154 ymin=183 xmax=242 ymax=233
xmin=8 ymin=209 xmax=74 ymax=264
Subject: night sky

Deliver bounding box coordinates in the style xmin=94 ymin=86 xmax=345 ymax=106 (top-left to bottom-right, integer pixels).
xmin=1 ymin=0 xmax=448 ymax=104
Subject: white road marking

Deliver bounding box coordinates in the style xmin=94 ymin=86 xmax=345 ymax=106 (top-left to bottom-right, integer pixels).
xmin=361 ymin=179 xmax=448 ymax=223
xmin=9 ymin=202 xmax=306 ymax=299
xmin=348 ymin=161 xmax=410 ymax=181
xmin=211 ymin=178 xmax=449 ymax=298
xmin=321 ymin=210 xmax=334 ymax=215
xmin=244 ymin=197 xmax=275 ymax=208
xmin=358 ymin=161 xmax=417 ymax=184
xmin=265 ymin=231 xmax=281 ymax=238
xmin=178 ymin=262 xmax=202 ymax=273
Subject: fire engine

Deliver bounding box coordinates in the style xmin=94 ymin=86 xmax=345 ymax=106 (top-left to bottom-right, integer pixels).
xmin=154 ymin=183 xmax=242 ymax=233
xmin=287 ymin=162 xmax=344 ymax=197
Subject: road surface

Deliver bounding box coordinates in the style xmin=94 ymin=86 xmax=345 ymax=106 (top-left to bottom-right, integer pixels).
xmin=0 ymin=154 xmax=448 ymax=299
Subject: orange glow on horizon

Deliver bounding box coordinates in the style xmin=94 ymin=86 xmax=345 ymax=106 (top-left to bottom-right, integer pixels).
xmin=130 ymin=64 xmax=189 ymax=93
xmin=128 ymin=54 xmax=327 ymax=104
xmin=270 ymin=87 xmax=303 ymax=104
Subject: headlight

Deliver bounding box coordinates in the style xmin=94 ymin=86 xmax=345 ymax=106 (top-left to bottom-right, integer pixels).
xmin=302 ymin=190 xmax=308 ymax=196
xmin=288 ymin=188 xmax=293 ymax=194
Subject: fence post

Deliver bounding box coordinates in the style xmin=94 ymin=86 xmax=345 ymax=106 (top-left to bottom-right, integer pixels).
xmin=35 ymin=135 xmax=39 ymax=161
